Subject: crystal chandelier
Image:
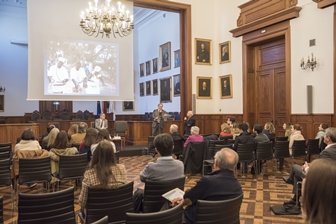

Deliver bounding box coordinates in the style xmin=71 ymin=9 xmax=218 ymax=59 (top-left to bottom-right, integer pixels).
xmin=79 ymin=0 xmax=134 ymax=38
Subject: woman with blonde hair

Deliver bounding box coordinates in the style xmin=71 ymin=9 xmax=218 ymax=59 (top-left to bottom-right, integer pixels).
xmin=302 ymin=159 xmax=336 ymax=224
xmin=283 ymin=122 xmax=292 ymax=138
xmin=46 ymin=128 xmax=60 ymax=150
xmin=289 ymin=124 xmax=304 ymax=152
xmin=67 ymin=124 xmax=78 ymax=141
xmin=219 ymin=123 xmax=233 ymax=138
xmin=263 ymin=122 xmax=275 ymax=140
xmin=79 ymin=140 xmax=127 ymax=210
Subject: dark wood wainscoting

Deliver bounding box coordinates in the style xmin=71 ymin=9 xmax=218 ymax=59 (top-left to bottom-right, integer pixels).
xmin=291 ymin=114 xmax=333 ymax=139
xmin=115 ymin=114 xmax=144 ymax=121
xmin=194 ymin=114 xmax=244 ymax=135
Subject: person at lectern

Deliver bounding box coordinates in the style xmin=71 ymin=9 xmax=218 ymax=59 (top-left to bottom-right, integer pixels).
xmin=152 ymin=103 xmax=168 ymax=136
xmin=95 ymin=113 xmax=108 ymax=131
xmin=47 ymin=57 xmax=69 ymax=93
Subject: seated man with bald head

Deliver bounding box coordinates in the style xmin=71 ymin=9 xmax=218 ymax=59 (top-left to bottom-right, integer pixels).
xmin=171 ymin=148 xmax=243 ymax=224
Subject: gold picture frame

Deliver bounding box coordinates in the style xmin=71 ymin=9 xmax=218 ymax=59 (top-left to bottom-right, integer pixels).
xmin=122 ymin=101 xmax=134 ymax=111
xmin=160 ymin=77 xmax=172 ymax=103
xmin=0 ymin=95 xmax=3 ymax=112
xmin=173 ymin=74 xmax=180 ymax=96
xmin=159 ymin=42 xmax=171 ymax=72
xmin=195 ymin=38 xmax=212 ymax=65
xmin=219 ymin=41 xmax=231 ymax=64
xmin=152 ymin=79 xmax=158 ymax=95
xmin=219 ymin=74 xmax=233 ymax=99
xmin=196 ymin=76 xmax=212 ymax=99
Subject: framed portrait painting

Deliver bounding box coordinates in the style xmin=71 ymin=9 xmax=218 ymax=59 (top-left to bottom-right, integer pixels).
xmin=140 ymin=63 xmax=144 ymax=77
xmin=139 ymin=82 xmax=145 ymax=97
xmin=196 ymin=76 xmax=212 ymax=99
xmin=160 ymin=77 xmax=172 ymax=103
xmin=174 ymin=49 xmax=180 ymax=68
xmin=0 ymin=95 xmax=3 ymax=112
xmin=145 ymin=60 xmax=151 ymax=76
xmin=219 ymin=41 xmax=231 ymax=64
xmin=146 ymin=80 xmax=151 ymax=96
xmin=152 ymin=79 xmax=158 ymax=95
xmin=159 ymin=42 xmax=171 ymax=72
xmin=152 ymin=58 xmax=158 ymax=74
xmin=122 ymin=101 xmax=134 ymax=111
xmin=173 ymin=74 xmax=180 ymax=96
xmin=220 ymin=74 xmax=233 ymax=99
xmin=195 ymin=38 xmax=212 ymax=65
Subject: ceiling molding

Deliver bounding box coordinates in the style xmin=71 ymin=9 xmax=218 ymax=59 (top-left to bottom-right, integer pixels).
xmin=133 ymin=6 xmax=163 ymax=30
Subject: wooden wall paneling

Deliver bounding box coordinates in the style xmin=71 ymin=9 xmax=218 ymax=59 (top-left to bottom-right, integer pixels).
xmin=115 ymin=115 xmax=144 ymax=121
xmin=0 ymin=124 xmax=39 ymax=150
xmin=0 ymin=126 xmax=7 ymax=143
xmin=194 ymin=114 xmax=243 ymax=135
xmin=312 ymin=0 xmax=336 ymax=8
xmin=39 ymin=101 xmax=73 ymax=113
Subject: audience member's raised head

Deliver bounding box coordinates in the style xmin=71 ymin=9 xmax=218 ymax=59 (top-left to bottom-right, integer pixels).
xmin=292 ymin=124 xmax=302 ymax=132
xmin=52 ymin=131 xmax=68 ymax=149
xmin=319 ymin=123 xmax=328 ymax=130
xmin=283 ymin=122 xmax=291 ymax=130
xmin=47 ymin=125 xmax=55 ymax=134
xmin=170 ymin=124 xmax=178 ymax=133
xmin=47 ymin=128 xmax=60 ymax=148
xmin=191 ymin=126 xmax=200 ymax=135
xmin=89 ymin=140 xmax=118 ymax=187
xmin=153 ymin=133 xmax=173 ymax=156
xmin=96 ymin=129 xmax=110 ymax=142
xmin=253 ymin=124 xmax=263 ymax=134
xmin=68 ymin=124 xmax=78 ymax=138
xmin=264 ymin=122 xmax=275 ymax=134
xmin=227 ymin=117 xmax=235 ymax=125
xmin=78 ymin=122 xmax=88 ymax=134
xmin=238 ymin=123 xmax=248 ymax=132
xmin=83 ymin=128 xmax=98 ymax=147
xmin=214 ymin=148 xmax=239 ymax=171
xmin=21 ymin=128 xmax=35 ymax=141
xmin=221 ymin=123 xmax=231 ymax=133
xmin=324 ymin=127 xmax=336 ymax=144
xmin=302 ymin=159 xmax=336 ymax=224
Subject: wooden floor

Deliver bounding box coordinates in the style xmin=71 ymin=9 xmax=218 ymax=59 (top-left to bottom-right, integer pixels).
xmin=1 ymin=155 xmax=305 ymax=224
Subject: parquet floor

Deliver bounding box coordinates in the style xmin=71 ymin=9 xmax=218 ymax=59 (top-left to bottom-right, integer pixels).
xmin=1 ymin=155 xmax=305 ymax=224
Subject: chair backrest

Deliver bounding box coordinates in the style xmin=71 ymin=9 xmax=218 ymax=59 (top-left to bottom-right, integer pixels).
xmin=0 ymin=159 xmax=11 ymax=187
xmin=320 ymin=136 xmax=327 ymax=150
xmin=0 ymin=142 xmax=12 ymax=151
xmin=292 ymin=140 xmax=306 ymax=157
xmin=173 ymin=138 xmax=183 ymax=155
xmin=274 ymin=141 xmax=290 ymax=158
xmin=83 ymin=110 xmax=91 ymax=120
xmin=86 ymin=181 xmax=134 ymax=224
xmin=0 ymin=150 xmax=10 ymax=160
xmin=92 ymin=216 xmax=108 ymax=224
xmin=18 ymin=186 xmax=75 ymax=224
xmin=31 ymin=110 xmax=41 ymax=121
xmin=76 ymin=110 xmax=84 ymax=120
xmin=182 ymin=141 xmax=209 ymax=175
xmin=143 ymin=176 xmax=185 ymax=213
xmin=58 ymin=153 xmax=88 ymax=180
xmin=71 ymin=143 xmax=80 ymax=150
xmin=18 ymin=156 xmax=51 ymax=185
xmin=255 ymin=142 xmax=273 ymax=160
xmin=0 ymin=196 xmax=3 ymax=224
xmin=306 ymin=139 xmax=320 ymax=155
xmin=208 ymin=140 xmax=227 ymax=158
xmin=237 ymin=143 xmax=255 ymax=162
xmin=115 ymin=121 xmax=127 ymax=136
xmin=126 ymin=203 xmax=183 ymax=224
xmin=276 ymin=136 xmax=288 ymax=141
xmin=196 ymin=194 xmax=243 ymax=224
xmin=42 ymin=110 xmax=52 ymax=120
xmin=0 ymin=145 xmax=12 ymax=160
xmin=59 ymin=109 xmax=71 ymax=120
xmin=219 ymin=135 xmax=233 ymax=141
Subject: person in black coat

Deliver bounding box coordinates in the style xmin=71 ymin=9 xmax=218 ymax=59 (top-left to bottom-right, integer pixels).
xmin=184 ymin=111 xmax=196 ymax=135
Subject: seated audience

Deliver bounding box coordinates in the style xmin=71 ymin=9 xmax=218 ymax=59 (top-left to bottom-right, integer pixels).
xmin=133 ymin=133 xmax=184 ymax=212
xmin=41 ymin=125 xmax=55 ymax=146
xmin=183 ymin=126 xmax=204 ymax=148
xmin=289 ymin=124 xmax=305 ymax=154
xmin=71 ymin=122 xmax=88 ymax=144
xmin=15 ymin=129 xmax=41 ymax=153
xmin=227 ymin=117 xmax=235 ymax=128
xmin=283 ymin=122 xmax=292 ymax=138
xmin=254 ymin=124 xmax=270 ymax=143
xmin=49 ymin=131 xmax=78 ymax=183
xmin=91 ymin=129 xmax=116 ymax=156
xmin=220 ymin=123 xmax=233 ymax=138
xmin=244 ymin=121 xmax=252 ymax=134
xmin=67 ymin=123 xmax=78 ymax=142
xmin=263 ymin=122 xmax=275 ymax=140
xmin=79 ymin=140 xmax=127 ymax=210
xmin=231 ymin=122 xmax=240 ymax=140
xmin=302 ymin=158 xmax=336 ymax=224
xmin=79 ymin=128 xmax=98 ymax=155
xmin=45 ymin=128 xmax=60 ymax=150
xmin=233 ymin=123 xmax=255 ymax=151
xmin=282 ymin=127 xmax=336 ymax=213
xmin=95 ymin=113 xmax=108 ymax=130
xmin=170 ymin=124 xmax=184 ymax=141
xmin=171 ymin=148 xmax=242 ymax=224
xmin=315 ymin=123 xmax=328 ymax=147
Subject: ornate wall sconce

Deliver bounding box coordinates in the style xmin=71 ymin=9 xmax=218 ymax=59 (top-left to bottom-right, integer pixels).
xmin=300 ymin=53 xmax=317 ymax=71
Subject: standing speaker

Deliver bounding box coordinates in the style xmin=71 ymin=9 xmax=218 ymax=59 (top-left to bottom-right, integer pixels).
xmin=192 ymin=94 xmax=196 ymax=114
xmin=307 ymin=85 xmax=313 ymax=114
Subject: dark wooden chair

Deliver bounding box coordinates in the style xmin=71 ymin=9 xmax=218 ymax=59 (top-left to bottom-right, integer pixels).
xmin=59 ymin=109 xmax=71 ymax=120
xmin=306 ymin=139 xmax=320 ymax=162
xmin=0 ymin=159 xmax=13 ymax=208
xmin=255 ymin=142 xmax=273 ymax=176
xmin=30 ymin=110 xmax=41 ymax=121
xmin=236 ymin=143 xmax=256 ymax=178
xmin=75 ymin=110 xmax=84 ymax=120
xmin=126 ymin=203 xmax=183 ymax=224
xmin=276 ymin=136 xmax=288 ymax=141
xmin=142 ymin=177 xmax=185 ymax=213
xmin=291 ymin=140 xmax=307 ymax=165
xmin=196 ymin=194 xmax=243 ymax=224
xmin=42 ymin=110 xmax=52 ymax=120
xmin=18 ymin=187 xmax=75 ymax=223
xmin=273 ymin=141 xmax=290 ymax=172
xmin=83 ymin=110 xmax=91 ymax=120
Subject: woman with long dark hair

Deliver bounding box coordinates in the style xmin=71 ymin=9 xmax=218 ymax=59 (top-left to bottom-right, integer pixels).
xmin=79 ymin=140 xmax=127 ymax=209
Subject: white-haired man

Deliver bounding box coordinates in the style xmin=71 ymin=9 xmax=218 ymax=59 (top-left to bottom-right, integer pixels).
xmin=183 ymin=126 xmax=203 ymax=148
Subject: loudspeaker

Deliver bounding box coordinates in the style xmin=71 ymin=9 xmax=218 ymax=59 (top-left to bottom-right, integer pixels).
xmin=307 ymin=85 xmax=313 ymax=114
xmin=192 ymin=94 xmax=196 ymax=114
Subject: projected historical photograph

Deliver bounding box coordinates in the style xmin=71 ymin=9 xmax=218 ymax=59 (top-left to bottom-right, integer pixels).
xmin=45 ymin=40 xmax=119 ymax=96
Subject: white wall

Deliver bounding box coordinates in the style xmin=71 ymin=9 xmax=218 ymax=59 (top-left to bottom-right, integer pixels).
xmin=0 ymin=5 xmax=39 ymax=116
xmin=291 ymin=0 xmax=334 ymax=113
